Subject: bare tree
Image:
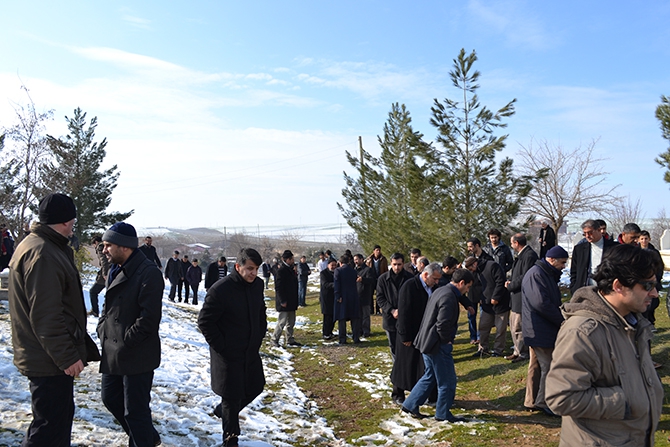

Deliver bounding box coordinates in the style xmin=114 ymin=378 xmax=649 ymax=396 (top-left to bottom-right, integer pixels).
xmin=228 ymin=232 xmax=253 ymax=257
xmin=337 ymin=232 xmax=363 ymax=254
xmin=516 ymin=138 xmax=620 ymax=233
xmin=278 ymin=230 xmax=303 ymax=255
xmin=0 ymin=86 xmax=53 ymax=242
xmin=257 ymin=236 xmax=276 ymax=262
xmin=604 ymin=196 xmax=645 ymax=237
xmin=651 ymin=208 xmax=670 ymax=248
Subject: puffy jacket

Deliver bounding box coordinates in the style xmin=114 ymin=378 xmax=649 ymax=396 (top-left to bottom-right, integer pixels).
xmin=545 ymin=286 xmax=663 ymax=447
xmin=9 ymin=224 xmax=99 ymax=376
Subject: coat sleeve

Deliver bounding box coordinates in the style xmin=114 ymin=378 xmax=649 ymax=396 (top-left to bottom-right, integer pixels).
xmin=545 ymin=318 xmax=626 ymax=419
xmin=508 ymin=250 xmax=538 ymax=293
xmin=375 ymin=276 xmax=392 ymax=315
xmin=333 ymin=268 xmax=342 ymax=301
xmin=123 ymin=267 xmax=164 ymax=348
xmin=198 ymin=286 xmax=227 ymax=355
xmin=524 ymin=270 xmax=564 ymax=329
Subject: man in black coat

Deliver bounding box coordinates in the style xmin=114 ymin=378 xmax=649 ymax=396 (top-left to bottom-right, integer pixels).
xmin=334 ymin=254 xmax=361 ymax=344
xmin=569 ymin=219 xmax=617 ymax=295
xmin=319 ymin=259 xmax=338 ymax=339
xmin=272 ymin=250 xmax=301 ymax=347
xmin=178 ymin=254 xmax=191 ymax=302
xmin=99 ymin=222 xmax=164 ymax=447
xmin=164 ymin=250 xmax=183 ymax=301
xmin=392 ymin=263 xmax=443 ymax=403
xmin=538 ymin=221 xmax=557 ymax=258
xmin=354 ymin=253 xmax=375 ymax=337
xmin=89 ymin=235 xmax=111 ymax=317
xmin=505 ymin=233 xmax=538 ymax=363
xmin=198 ymin=248 xmax=267 ymax=447
xmin=297 ymin=255 xmax=311 ymax=307
xmin=137 ymin=236 xmax=162 ymax=268
xmin=205 ymin=257 xmax=228 ymax=291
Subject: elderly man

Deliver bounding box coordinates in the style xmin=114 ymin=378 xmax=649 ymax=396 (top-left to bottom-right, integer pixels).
xmin=569 ymin=219 xmax=617 ymax=295
xmin=617 ymin=222 xmax=641 ymax=245
xmin=401 ymin=269 xmax=474 ymax=422
xmin=8 ymin=193 xmax=100 ymax=446
xmin=546 ymin=244 xmax=663 ymax=446
xmin=99 ymin=222 xmax=163 ymax=447
xmin=521 ymin=245 xmax=568 ymax=415
xmin=198 ymin=248 xmax=267 ymax=447
xmin=538 ymin=221 xmax=556 ymax=258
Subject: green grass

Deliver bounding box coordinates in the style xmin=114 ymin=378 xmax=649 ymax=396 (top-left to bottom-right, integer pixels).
xmin=274 ymin=286 xmax=670 ymax=446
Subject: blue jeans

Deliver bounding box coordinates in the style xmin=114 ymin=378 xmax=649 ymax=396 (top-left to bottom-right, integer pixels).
xmin=402 ymin=343 xmax=457 ymax=420
xmin=298 ymin=279 xmax=308 ymax=306
xmin=468 ymin=303 xmax=479 ymax=341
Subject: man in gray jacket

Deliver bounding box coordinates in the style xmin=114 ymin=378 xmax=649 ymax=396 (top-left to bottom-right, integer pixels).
xmin=546 ymin=244 xmax=663 ymax=446
xmin=8 ymin=193 xmax=100 ymax=447
xmin=99 ymin=222 xmax=164 ymax=447
xmin=401 ymin=269 xmax=473 ymax=422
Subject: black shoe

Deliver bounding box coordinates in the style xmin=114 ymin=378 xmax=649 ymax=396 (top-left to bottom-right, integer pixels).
xmin=489 ymin=352 xmax=502 ymax=357
xmin=401 ymin=406 xmax=427 ymax=419
xmin=338 ymin=340 xmax=347 ymax=345
xmin=287 ymin=341 xmax=302 ymax=347
xmin=392 ymin=395 xmax=405 ymax=406
xmin=437 ymin=415 xmax=467 ymax=423
xmin=192 ymin=301 xmax=198 ymax=305
xmin=511 ymin=356 xmax=528 ymax=363
xmin=213 ymin=403 xmax=222 ymax=418
xmin=323 ymin=334 xmax=335 ymax=340
xmin=168 ymin=298 xmax=175 ymax=302
xmin=471 ymin=349 xmax=489 ymax=358
xmin=223 ymin=434 xmax=239 ymax=446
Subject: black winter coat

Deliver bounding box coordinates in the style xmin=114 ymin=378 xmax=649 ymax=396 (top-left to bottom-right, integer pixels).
xmin=521 ymin=259 xmax=564 ymax=347
xmin=355 ymin=264 xmax=375 ymax=307
xmin=98 ymin=249 xmax=164 ymax=375
xmin=275 ymin=262 xmax=298 ymax=312
xmin=319 ymin=269 xmax=335 ymax=315
xmin=138 ymin=244 xmax=162 ymax=268
xmin=507 ymin=245 xmax=539 ymax=313
xmin=165 ymin=257 xmax=183 ymax=284
xmin=479 ymin=259 xmax=510 ymax=315
xmin=375 ymin=269 xmax=414 ymax=331
xmin=569 ymin=238 xmax=617 ymax=295
xmin=334 ymin=264 xmax=360 ymax=320
xmin=198 ymin=270 xmax=267 ymax=399
xmin=205 ymin=262 xmax=227 ymax=290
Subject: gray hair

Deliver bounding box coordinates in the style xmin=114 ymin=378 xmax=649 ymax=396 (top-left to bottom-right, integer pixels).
xmin=424 ymin=262 xmax=442 ymax=276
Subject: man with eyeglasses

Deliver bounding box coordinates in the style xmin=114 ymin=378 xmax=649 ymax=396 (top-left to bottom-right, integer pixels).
xmin=546 ymin=244 xmax=663 ymax=447
xmin=569 ymin=219 xmax=617 ymax=295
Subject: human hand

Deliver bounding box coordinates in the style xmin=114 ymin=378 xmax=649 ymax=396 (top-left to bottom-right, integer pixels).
xmin=64 ymin=360 xmax=84 ymax=377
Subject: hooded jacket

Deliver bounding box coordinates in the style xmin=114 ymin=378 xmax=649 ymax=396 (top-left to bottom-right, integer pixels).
xmin=545 ymin=286 xmax=663 ymax=447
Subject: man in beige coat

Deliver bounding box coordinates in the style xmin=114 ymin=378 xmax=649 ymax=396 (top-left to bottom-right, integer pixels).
xmin=545 ymin=244 xmax=663 ymax=446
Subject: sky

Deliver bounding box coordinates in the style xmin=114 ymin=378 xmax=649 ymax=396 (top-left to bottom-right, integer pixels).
xmin=1 ymin=1 xmax=669 ymax=238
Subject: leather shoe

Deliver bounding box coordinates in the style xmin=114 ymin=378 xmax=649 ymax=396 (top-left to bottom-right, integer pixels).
xmin=504 ymin=354 xmax=519 ymax=361
xmin=511 ymin=356 xmax=528 ymax=363
xmin=392 ymin=395 xmax=405 ymax=406
xmin=437 ymin=415 xmax=467 ymax=423
xmin=401 ymin=406 xmax=427 ymax=419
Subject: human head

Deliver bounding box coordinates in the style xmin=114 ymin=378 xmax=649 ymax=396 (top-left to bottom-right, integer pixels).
xmin=390 ymin=253 xmax=405 ymax=274
xmin=510 ymin=233 xmax=527 ymax=253
xmin=442 ymin=256 xmax=459 ymax=275
xmin=172 ymin=250 xmax=179 ymax=259
xmin=353 ymin=254 xmax=365 ymax=266
xmin=300 ymin=255 xmax=307 ymax=263
xmin=183 ymin=255 xmax=189 ymax=261
xmin=416 ymin=256 xmax=429 ymax=272
xmin=327 ymin=259 xmax=338 ymax=271
xmin=620 ymin=223 xmax=641 ymax=245
xmin=373 ymin=245 xmax=382 ymax=258
xmin=90 ymin=235 xmax=102 ymax=245
xmin=102 ymin=222 xmax=138 ymax=265
xmin=595 ymin=219 xmax=608 ymax=235
xmin=541 ymin=221 xmax=549 ymax=229
xmin=593 ymin=244 xmax=661 ymax=315
xmin=451 ymin=268 xmax=474 ymax=294
xmin=464 ymin=256 xmax=478 ymax=272
xmin=420 ymin=262 xmax=443 ymax=287
xmin=581 ymin=219 xmax=602 ymax=243
xmin=38 ymin=193 xmax=77 ymax=237
xmin=545 ymin=246 xmax=569 ymax=271
xmin=144 ymin=236 xmax=153 ymax=246
xmin=339 ymin=254 xmax=350 ymax=265
xmin=638 ymin=230 xmax=651 ymax=249
xmin=487 ymin=228 xmax=502 ymax=246
xmin=281 ymin=250 xmax=294 ymax=265
xmin=235 ymin=248 xmax=262 ymax=283
xmin=318 ymin=251 xmax=325 ymax=260
xmin=218 ymin=256 xmax=227 ymax=266
xmin=191 ymin=259 xmax=198 ymax=266
xmin=466 ymin=237 xmax=482 ymax=256
xmin=409 ymin=248 xmax=421 ymax=265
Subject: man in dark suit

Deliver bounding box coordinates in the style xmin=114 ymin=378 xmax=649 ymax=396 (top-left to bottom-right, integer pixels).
xmin=137 ymin=236 xmax=162 ymax=268
xmin=319 ymin=259 xmax=338 ymax=339
xmin=505 ymin=233 xmax=538 ymax=363
xmin=353 ymin=253 xmax=375 ymax=337
xmin=401 ymin=269 xmax=474 ymax=422
xmin=569 ymin=219 xmax=617 ymax=295
xmin=538 ymin=221 xmax=557 ymax=258
xmin=272 ymin=250 xmax=301 ymax=347
xmin=334 ymin=254 xmax=361 ymax=344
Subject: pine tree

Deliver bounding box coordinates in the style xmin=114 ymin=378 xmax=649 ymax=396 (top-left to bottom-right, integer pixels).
xmin=431 ymin=49 xmax=535 ymax=253
xmin=655 ymin=95 xmax=670 ymax=183
xmin=43 ymin=108 xmax=133 ymax=244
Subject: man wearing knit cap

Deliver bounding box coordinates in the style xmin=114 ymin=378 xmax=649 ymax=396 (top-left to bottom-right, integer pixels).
xmin=272 ymin=249 xmax=302 ymax=347
xmin=8 ymin=192 xmax=101 ymax=446
xmin=99 ymin=222 xmax=164 ymax=447
xmin=521 ymin=245 xmax=568 ymax=416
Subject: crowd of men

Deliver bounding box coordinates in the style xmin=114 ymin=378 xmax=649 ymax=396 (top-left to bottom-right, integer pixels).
xmin=3 ymin=195 xmax=666 ymax=447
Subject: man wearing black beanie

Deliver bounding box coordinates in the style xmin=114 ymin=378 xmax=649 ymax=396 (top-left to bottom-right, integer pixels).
xmin=99 ymin=222 xmax=164 ymax=447
xmin=8 ymin=192 xmax=101 ymax=446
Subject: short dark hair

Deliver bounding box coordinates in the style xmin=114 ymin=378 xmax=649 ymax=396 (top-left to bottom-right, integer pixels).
xmin=593 ymin=244 xmax=662 ymax=294
xmin=622 ymin=222 xmax=641 ymax=234
xmin=339 ymin=254 xmax=350 ymax=265
xmin=325 ymin=250 xmax=332 ymax=256
xmin=91 ymin=235 xmax=102 ymax=244
xmin=418 ymin=257 xmax=430 ymax=267
xmin=467 ymin=237 xmax=482 ymax=247
xmin=442 ymin=256 xmax=459 ymax=268
xmin=487 ymin=228 xmax=502 ymax=238
xmin=354 ymin=253 xmax=364 ymax=260
xmin=237 ymin=248 xmax=262 ymax=267
xmin=451 ymin=268 xmax=474 ymax=285
xmin=595 ymin=219 xmax=607 ymax=229
xmin=219 ymin=256 xmax=227 ymax=262
xmin=581 ymin=219 xmax=600 ymax=231
xmin=373 ymin=245 xmax=381 ymax=250
xmin=192 ymin=258 xmax=198 ymax=263
xmin=391 ymin=252 xmax=405 ymax=262
xmin=174 ymin=250 xmax=180 ymax=255
xmin=511 ymin=233 xmax=527 ymax=246
xmin=183 ymin=255 xmax=189 ymax=259
xmin=640 ymin=230 xmax=651 ymax=238
xmin=410 ymin=248 xmax=422 ymax=256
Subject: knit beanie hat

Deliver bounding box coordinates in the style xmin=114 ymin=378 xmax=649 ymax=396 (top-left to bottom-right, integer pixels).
xmin=38 ymin=193 xmax=77 ymax=224
xmin=103 ymin=222 xmax=138 ymax=248
xmin=545 ymin=246 xmax=569 ymax=259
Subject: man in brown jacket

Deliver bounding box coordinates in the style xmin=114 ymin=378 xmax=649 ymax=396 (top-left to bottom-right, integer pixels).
xmin=546 ymin=244 xmax=663 ymax=446
xmin=8 ymin=193 xmax=100 ymax=447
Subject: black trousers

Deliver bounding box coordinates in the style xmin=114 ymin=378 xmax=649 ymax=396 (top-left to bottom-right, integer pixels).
xmin=177 ymin=279 xmax=189 ymax=300
xmin=101 ymin=372 xmax=159 ymax=447
xmin=189 ymin=284 xmax=199 ymax=304
xmin=217 ymin=396 xmax=255 ymax=440
xmin=322 ymin=313 xmax=335 ymax=337
xmin=23 ymin=375 xmax=74 ymax=447
xmin=338 ymin=318 xmax=361 ymax=343
xmin=89 ymin=282 xmax=105 ymax=314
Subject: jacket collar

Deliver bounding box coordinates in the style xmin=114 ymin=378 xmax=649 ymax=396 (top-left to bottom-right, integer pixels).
xmin=108 ymin=249 xmax=145 ymax=289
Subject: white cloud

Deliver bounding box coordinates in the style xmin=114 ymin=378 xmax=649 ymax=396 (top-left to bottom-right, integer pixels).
xmin=122 ymin=15 xmax=151 ymax=30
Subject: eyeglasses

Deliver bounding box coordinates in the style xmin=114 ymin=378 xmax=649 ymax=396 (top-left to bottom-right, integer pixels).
xmin=638 ymin=280 xmax=657 ymax=292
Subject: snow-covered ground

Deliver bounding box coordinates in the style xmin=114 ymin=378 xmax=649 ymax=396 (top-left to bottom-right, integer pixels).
xmin=0 ymin=273 xmax=482 ymax=446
